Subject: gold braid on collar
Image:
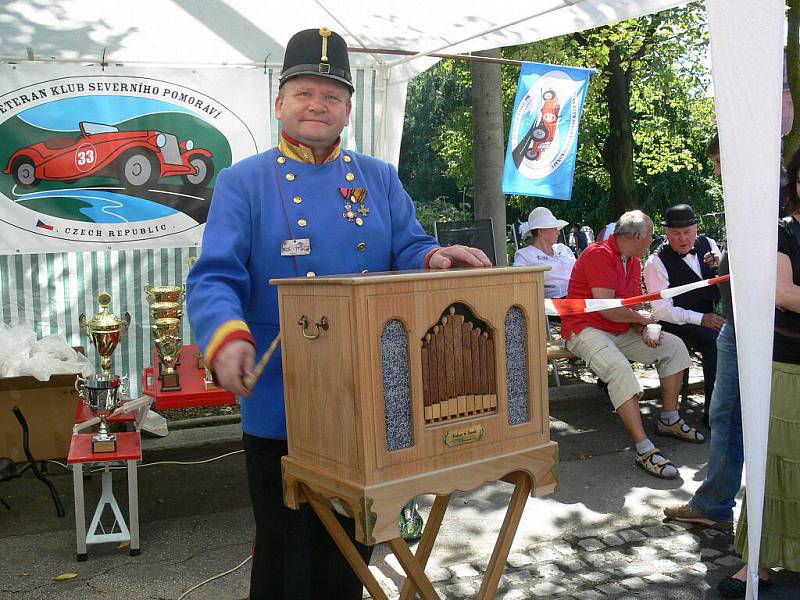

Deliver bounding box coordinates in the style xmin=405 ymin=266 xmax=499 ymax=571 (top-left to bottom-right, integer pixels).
xmin=278 ymin=133 xmax=341 ymax=164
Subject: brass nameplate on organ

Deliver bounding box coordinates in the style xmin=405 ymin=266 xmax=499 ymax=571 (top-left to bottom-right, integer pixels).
xmin=444 ymin=425 xmax=485 ymax=447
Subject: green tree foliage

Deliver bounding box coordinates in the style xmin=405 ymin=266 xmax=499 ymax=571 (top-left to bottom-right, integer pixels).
xmin=398 ymin=61 xmax=472 ymax=217
xmin=400 ymin=2 xmax=721 ymax=236
xmin=413 ymin=195 xmax=466 ymax=235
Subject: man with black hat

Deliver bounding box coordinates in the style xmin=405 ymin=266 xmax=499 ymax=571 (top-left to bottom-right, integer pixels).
xmin=644 ymin=203 xmax=723 ymax=427
xmin=187 ymin=27 xmax=490 ymax=599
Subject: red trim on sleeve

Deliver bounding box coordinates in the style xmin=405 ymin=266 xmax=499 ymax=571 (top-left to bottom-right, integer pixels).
xmin=424 ymin=247 xmax=441 ymax=269
xmin=208 ymin=330 xmax=256 ymax=369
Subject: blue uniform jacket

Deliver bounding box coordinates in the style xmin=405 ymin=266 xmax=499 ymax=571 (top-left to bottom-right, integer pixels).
xmin=187 ymin=147 xmax=438 ymax=439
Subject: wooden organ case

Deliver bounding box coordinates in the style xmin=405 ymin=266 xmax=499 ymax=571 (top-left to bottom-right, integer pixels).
xmin=273 ymin=266 xmax=558 ymax=599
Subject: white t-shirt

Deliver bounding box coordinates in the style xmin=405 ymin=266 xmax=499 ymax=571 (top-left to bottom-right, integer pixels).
xmin=513 ymin=243 xmax=577 ymax=298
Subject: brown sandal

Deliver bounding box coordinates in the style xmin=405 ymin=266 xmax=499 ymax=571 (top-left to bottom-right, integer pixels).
xmin=636 ymin=448 xmax=680 ymax=479
xmin=656 ymin=417 xmax=706 ymax=444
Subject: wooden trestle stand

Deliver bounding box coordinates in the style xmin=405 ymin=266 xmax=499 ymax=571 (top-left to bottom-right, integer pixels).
xmin=272 ymin=266 xmax=558 ymax=600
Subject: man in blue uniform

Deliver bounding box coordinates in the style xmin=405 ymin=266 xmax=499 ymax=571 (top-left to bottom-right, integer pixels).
xmin=187 ymin=27 xmax=490 ymax=600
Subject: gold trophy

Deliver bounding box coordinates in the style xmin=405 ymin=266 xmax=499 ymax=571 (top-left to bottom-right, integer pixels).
xmin=77 ymin=293 xmax=131 ymax=453
xmin=145 ymin=283 xmax=186 ymax=391
xmin=152 ymin=317 xmax=182 ymax=391
xmin=144 ymin=284 xmax=185 ymax=305
xmin=149 ymin=301 xmax=182 ymax=321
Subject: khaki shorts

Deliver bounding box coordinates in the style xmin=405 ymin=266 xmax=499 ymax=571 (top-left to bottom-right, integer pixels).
xmin=565 ymin=327 xmax=691 ymax=410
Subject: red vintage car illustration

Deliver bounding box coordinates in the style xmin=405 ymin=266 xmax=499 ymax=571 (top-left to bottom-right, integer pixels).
xmin=512 ymin=89 xmax=561 ymax=168
xmin=4 ymin=121 xmax=214 ymax=191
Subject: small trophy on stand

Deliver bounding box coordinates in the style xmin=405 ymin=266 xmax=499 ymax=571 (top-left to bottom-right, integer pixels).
xmin=145 ymin=284 xmax=186 ymax=391
xmin=77 ymin=292 xmax=131 ymax=453
xmin=152 ymin=317 xmax=183 ymax=391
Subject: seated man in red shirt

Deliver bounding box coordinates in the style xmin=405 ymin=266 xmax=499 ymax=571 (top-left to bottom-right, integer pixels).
xmin=563 ymin=210 xmax=704 ymax=479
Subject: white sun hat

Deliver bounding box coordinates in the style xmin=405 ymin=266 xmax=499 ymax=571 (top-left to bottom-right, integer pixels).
xmin=522 ymin=207 xmax=569 ymax=238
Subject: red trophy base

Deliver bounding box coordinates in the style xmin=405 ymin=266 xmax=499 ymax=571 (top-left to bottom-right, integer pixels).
xmin=142 ymin=344 xmax=235 ymax=409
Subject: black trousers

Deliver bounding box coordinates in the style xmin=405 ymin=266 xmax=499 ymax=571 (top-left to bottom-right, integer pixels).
xmin=242 ymin=433 xmax=373 ymax=600
xmin=660 ymin=322 xmax=718 ymax=425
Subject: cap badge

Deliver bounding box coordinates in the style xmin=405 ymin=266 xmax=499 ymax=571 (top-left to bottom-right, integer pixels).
xmin=319 ymin=27 xmax=332 ymax=63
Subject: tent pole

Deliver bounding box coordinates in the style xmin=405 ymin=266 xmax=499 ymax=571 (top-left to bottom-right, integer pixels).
xmin=348 ymin=47 xmax=523 ymax=67
xmin=0 ymin=55 xmax=276 ymax=69
xmin=376 ymin=64 xmax=392 ymax=163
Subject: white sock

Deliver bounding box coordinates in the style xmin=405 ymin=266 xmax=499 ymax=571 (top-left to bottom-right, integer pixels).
xmin=660 ymin=410 xmax=680 ymax=426
xmin=636 ymin=439 xmax=655 ymax=455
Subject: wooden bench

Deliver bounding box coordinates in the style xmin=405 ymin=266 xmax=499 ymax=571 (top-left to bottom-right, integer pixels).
xmin=546 ymin=338 xmax=577 ymax=387
xmin=546 ymin=339 xmax=576 ymax=361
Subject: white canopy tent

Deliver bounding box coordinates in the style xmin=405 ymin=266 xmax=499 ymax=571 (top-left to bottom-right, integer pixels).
xmin=2 ymin=0 xmax=694 ymax=163
xmin=0 ymin=2 xmax=786 ymax=597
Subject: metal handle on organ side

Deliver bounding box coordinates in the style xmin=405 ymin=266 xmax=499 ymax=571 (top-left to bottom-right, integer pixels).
xmin=240 ymin=312 xmax=328 ymax=392
xmin=298 ymin=315 xmax=329 ymax=340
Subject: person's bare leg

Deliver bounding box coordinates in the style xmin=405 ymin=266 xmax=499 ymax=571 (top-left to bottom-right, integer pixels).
xmin=659 ymin=369 xmax=685 ymax=412
xmin=616 ymin=395 xmax=646 ymax=443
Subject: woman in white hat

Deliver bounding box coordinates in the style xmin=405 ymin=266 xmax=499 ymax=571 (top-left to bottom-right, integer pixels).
xmin=513 ymin=207 xmax=576 ymax=298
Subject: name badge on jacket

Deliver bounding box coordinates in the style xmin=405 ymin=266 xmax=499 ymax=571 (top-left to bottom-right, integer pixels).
xmin=281 ymin=238 xmax=311 ymax=256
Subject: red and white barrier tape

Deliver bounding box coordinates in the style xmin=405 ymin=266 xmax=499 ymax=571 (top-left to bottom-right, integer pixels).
xmin=544 ymin=274 xmax=730 ymax=317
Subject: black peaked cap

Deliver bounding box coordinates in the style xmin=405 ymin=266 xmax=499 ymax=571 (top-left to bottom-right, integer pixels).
xmin=280 ymin=28 xmax=353 ymax=92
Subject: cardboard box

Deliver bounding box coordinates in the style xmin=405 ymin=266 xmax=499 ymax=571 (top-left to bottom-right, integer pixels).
xmin=0 ymin=372 xmax=81 ymax=463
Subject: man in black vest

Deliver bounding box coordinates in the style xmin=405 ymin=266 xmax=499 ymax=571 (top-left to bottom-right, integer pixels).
xmin=644 ymin=204 xmax=724 ymax=427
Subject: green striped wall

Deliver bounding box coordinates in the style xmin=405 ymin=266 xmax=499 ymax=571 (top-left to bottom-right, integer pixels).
xmin=0 ymin=68 xmax=381 ymax=398
xmin=0 ymin=248 xmax=198 ymax=398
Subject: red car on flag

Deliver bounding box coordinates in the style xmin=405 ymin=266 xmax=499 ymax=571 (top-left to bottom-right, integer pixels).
xmin=511 ymin=89 xmax=561 ymax=168
xmin=4 ymin=121 xmax=214 ymax=191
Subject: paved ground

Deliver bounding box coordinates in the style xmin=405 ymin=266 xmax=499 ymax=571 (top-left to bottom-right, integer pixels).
xmin=1 ymin=374 xmax=798 ymax=599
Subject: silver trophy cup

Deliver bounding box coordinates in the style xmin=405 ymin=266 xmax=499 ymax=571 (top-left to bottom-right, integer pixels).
xmin=75 ymin=373 xmax=128 ymax=453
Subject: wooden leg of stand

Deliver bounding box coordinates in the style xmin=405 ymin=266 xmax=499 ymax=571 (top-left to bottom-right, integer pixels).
xmin=476 ymin=471 xmax=532 ymax=600
xmin=398 ymin=494 xmax=450 ymax=600
xmin=302 ymin=484 xmax=388 ymax=600
xmin=388 ymin=538 xmax=441 ymax=600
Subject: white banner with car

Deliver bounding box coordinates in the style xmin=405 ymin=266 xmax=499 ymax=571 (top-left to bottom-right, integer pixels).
xmin=0 ymin=63 xmax=268 ymax=254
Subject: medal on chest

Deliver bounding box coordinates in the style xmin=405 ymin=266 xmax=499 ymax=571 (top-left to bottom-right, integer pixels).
xmin=340 ymin=187 xmax=369 ymax=226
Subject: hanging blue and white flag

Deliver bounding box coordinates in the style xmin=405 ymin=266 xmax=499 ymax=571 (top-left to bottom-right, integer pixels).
xmin=502 ymin=62 xmax=592 ymax=200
